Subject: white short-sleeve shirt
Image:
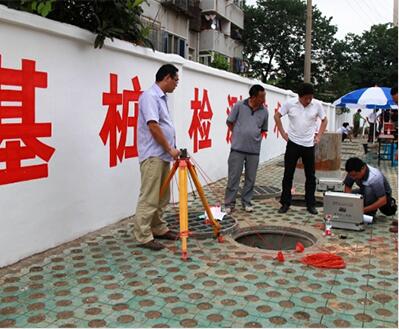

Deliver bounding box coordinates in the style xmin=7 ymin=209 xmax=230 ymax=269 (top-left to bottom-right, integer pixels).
xmin=279 ymin=98 xmax=326 ymax=147
xmin=336 ymin=127 xmax=349 ymax=134
xmin=368 ymin=112 xmax=377 ymax=123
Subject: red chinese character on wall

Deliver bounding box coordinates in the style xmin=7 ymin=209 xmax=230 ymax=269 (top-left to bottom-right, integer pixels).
xmin=273 ymin=101 xmax=282 ymax=138
xmin=226 ymin=94 xmax=242 ymax=144
xmin=100 ymin=74 xmax=142 ymax=167
xmin=188 ymin=88 xmax=213 ymax=153
xmin=0 ymin=55 xmax=55 ymax=185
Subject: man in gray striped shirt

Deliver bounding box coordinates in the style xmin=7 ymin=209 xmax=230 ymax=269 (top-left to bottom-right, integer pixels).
xmin=224 ymin=85 xmax=269 ymax=214
xmin=344 ymin=157 xmax=396 ymax=217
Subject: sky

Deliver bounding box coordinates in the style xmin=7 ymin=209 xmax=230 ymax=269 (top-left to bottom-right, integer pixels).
xmin=245 ymin=0 xmax=395 ymax=40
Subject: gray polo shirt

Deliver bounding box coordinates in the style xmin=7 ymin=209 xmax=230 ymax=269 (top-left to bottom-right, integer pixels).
xmin=344 ymin=165 xmax=392 ymax=197
xmin=227 ymin=99 xmax=269 ymax=155
xmin=137 ymin=83 xmax=175 ymax=163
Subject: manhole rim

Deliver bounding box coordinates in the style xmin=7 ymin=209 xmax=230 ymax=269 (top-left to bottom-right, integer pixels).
xmin=228 ymin=224 xmax=324 ymax=255
xmin=163 ymin=210 xmax=239 ymax=239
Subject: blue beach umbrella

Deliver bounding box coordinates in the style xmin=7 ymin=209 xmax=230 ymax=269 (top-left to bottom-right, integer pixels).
xmin=333 ymin=86 xmax=396 ymax=109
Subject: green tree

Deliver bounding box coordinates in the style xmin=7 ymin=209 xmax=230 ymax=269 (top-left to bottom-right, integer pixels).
xmin=242 ymin=0 xmax=337 ymax=98
xmin=0 ymin=0 xmax=150 ymax=49
xmin=349 ymin=24 xmax=398 ymax=88
xmin=323 ymin=24 xmax=398 ymax=101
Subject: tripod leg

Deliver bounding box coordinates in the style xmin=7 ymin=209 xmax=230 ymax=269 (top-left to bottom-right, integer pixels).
xmin=178 ymin=160 xmax=189 ymax=261
xmin=160 ymin=160 xmax=179 ymax=199
xmin=187 ymin=161 xmax=221 ymax=238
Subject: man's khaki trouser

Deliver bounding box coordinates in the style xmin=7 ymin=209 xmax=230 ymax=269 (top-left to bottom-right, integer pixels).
xmin=134 ymin=157 xmax=170 ymax=244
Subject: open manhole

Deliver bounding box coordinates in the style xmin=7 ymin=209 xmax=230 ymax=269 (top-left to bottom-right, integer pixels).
xmin=163 ymin=211 xmax=238 ymax=239
xmin=238 ymin=185 xmax=281 ymax=199
xmin=275 ymin=195 xmax=324 ymax=208
xmin=233 ymin=226 xmax=317 ymax=251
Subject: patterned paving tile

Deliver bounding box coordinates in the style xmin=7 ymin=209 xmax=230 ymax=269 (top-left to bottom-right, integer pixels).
xmin=0 ymin=139 xmax=397 ymax=328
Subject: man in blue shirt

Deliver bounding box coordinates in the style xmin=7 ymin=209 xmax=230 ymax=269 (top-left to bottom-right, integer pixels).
xmin=134 ymin=64 xmax=180 ymax=251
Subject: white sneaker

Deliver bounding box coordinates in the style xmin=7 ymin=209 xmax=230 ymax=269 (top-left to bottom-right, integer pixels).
xmin=244 ymin=205 xmax=253 ymax=212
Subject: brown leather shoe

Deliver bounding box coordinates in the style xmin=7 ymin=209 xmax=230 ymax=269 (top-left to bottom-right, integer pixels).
xmin=154 ymin=230 xmax=178 ymax=240
xmin=138 ymin=240 xmax=165 ymax=251
xmin=389 ymin=226 xmax=398 ymax=233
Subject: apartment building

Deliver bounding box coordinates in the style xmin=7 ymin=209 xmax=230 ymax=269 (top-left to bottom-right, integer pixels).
xmin=140 ymin=0 xmax=244 ymax=73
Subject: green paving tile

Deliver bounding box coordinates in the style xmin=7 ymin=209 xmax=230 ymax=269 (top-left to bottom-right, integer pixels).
xmin=282 ymin=308 xmax=323 ymax=327
xmin=13 ymin=310 xmax=57 ymax=328
xmin=320 ymin=312 xmax=363 ymax=328
xmin=160 ymin=303 xmax=199 ymax=320
xmin=142 ymin=316 xmax=172 ymax=328
xmin=0 ymin=145 xmax=397 ymax=329
xmin=368 ymin=320 xmax=399 ymax=328
xmin=47 ymin=317 xmax=89 ymax=328
xmin=365 ymin=303 xmax=398 ymax=323
xmin=73 ymin=302 xmax=113 ymax=321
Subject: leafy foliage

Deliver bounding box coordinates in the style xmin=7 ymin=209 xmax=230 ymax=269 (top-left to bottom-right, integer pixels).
xmin=242 ymin=0 xmax=336 ymax=95
xmin=242 ymin=0 xmax=398 ymax=102
xmin=210 ymin=52 xmax=230 ymax=71
xmin=0 ymin=0 xmax=151 ymax=49
xmin=322 ymin=24 xmax=398 ymax=102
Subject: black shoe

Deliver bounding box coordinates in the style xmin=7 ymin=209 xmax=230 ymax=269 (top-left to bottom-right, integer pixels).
xmin=138 ymin=240 xmax=165 ymax=251
xmin=278 ymin=205 xmax=290 ymax=213
xmin=154 ymin=230 xmax=178 ymax=240
xmin=307 ymin=207 xmax=318 ymax=215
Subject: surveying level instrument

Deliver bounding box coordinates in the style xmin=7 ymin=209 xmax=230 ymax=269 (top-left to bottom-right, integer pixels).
xmin=159 ymin=149 xmax=223 ymax=261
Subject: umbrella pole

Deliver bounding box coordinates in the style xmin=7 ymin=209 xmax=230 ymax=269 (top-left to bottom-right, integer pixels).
xmin=373 ymin=109 xmax=376 ymax=144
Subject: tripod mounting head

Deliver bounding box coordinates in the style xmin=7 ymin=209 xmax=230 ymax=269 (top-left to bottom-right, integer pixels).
xmin=179 ymin=148 xmax=189 ymax=159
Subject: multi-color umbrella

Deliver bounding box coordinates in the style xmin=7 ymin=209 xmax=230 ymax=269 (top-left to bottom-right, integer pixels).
xmin=333 ymin=86 xmax=396 ymax=109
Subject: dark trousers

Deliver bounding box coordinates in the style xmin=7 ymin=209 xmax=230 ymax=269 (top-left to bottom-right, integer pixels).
xmin=353 ymin=122 xmax=360 ymax=137
xmin=368 ymin=123 xmax=375 ymax=142
xmin=280 ymin=140 xmax=316 ymax=207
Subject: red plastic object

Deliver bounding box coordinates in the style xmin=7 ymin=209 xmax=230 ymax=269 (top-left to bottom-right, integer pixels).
xmin=301 ymin=253 xmax=346 ymax=269
xmin=217 ymin=235 xmax=224 ymax=243
xmin=181 ymin=252 xmax=188 ymax=261
xmin=295 ymin=242 xmax=305 ymax=252
xmin=276 ymin=251 xmax=285 ymax=262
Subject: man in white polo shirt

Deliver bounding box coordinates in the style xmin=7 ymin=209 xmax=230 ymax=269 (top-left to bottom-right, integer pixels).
xmin=367 ymin=110 xmax=378 ymax=142
xmin=274 ymin=83 xmax=328 ymax=215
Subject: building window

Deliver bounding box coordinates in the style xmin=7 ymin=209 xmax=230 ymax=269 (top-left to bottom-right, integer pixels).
xmin=230 ymin=24 xmax=242 ymax=41
xmin=199 ymin=51 xmax=212 ymax=66
xmin=162 ymin=31 xmax=186 ymax=58
xmin=233 ymin=0 xmax=244 ymax=9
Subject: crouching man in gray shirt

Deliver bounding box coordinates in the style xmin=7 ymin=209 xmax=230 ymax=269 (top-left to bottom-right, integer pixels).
xmin=344 ymin=157 xmax=396 ymax=217
xmin=224 ymin=85 xmax=269 ymax=214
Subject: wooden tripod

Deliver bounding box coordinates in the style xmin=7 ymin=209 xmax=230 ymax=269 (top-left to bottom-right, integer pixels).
xmin=159 ymin=149 xmax=223 ymax=261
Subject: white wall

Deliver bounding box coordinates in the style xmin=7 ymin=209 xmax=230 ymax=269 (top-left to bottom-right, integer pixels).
xmin=0 ymin=5 xmax=335 ymax=267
